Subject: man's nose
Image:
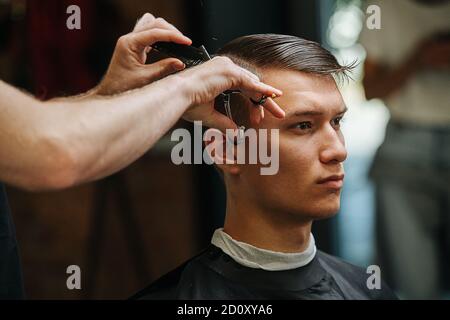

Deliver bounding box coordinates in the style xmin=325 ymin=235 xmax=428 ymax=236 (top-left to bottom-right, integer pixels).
xmin=319 ymin=127 xmax=347 ymax=164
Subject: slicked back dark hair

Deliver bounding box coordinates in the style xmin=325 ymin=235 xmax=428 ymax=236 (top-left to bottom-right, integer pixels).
xmin=217 ymin=33 xmax=353 ymax=81
xmin=214 ymin=34 xmax=354 ymax=127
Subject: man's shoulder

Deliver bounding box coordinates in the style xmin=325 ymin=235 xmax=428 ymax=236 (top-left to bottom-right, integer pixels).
xmin=316 ymin=250 xmax=398 ymax=300
xmin=130 ymin=262 xmax=185 ymax=300
xmin=316 ymin=250 xmax=367 ymax=275
xmin=130 ymin=248 xmax=213 ymax=300
xmin=131 ymin=248 xmax=399 ymax=300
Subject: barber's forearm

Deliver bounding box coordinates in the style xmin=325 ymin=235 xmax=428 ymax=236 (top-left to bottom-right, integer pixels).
xmin=47 ymin=87 xmax=99 ymax=102
xmin=0 ymin=81 xmax=68 ymax=191
xmin=43 ymin=74 xmax=191 ymax=188
xmin=0 ymin=75 xmax=190 ymax=191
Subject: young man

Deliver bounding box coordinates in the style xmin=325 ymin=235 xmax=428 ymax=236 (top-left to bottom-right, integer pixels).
xmin=133 ymin=34 xmax=397 ymax=300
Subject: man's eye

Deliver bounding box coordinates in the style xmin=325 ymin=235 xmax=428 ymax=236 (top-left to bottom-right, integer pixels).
xmin=332 ymin=116 xmax=344 ymax=128
xmin=294 ymin=122 xmax=312 ymax=130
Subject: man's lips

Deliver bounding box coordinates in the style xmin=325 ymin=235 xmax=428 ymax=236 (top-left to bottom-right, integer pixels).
xmin=317 ymin=174 xmax=345 ymax=189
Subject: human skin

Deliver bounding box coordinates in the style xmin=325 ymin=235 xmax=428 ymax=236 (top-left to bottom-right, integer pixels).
xmin=210 ymin=69 xmax=348 ymax=253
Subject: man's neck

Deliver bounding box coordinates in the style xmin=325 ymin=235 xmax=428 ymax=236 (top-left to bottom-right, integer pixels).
xmin=223 ymin=193 xmax=313 ymax=254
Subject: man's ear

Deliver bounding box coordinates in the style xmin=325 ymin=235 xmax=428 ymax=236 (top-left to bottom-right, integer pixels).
xmin=204 ymin=128 xmax=240 ymax=175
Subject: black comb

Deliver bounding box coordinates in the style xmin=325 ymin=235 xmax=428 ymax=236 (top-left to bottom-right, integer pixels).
xmin=151 ymin=42 xmax=211 ymax=68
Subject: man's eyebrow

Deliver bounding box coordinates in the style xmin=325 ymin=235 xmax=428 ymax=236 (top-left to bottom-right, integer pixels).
xmin=286 ymin=106 xmax=348 ymax=118
xmin=290 ymin=110 xmax=324 ymax=117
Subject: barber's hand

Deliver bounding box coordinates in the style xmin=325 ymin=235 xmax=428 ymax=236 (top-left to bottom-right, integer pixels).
xmin=181 ymin=57 xmax=285 ymax=132
xmin=95 ymin=13 xmax=192 ymax=95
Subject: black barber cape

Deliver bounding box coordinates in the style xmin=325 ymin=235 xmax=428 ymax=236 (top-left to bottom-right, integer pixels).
xmin=132 ymin=245 xmax=397 ymax=300
xmin=0 ymin=183 xmax=24 ymax=299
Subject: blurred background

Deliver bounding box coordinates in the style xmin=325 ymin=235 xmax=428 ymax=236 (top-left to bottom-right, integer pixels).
xmin=0 ymin=0 xmax=449 ymax=299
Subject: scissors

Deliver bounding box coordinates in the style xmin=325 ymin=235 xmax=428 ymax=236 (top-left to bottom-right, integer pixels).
xmin=151 ymin=42 xmax=266 ymax=118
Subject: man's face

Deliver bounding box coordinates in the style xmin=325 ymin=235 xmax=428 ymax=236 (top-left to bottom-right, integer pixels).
xmin=237 ymin=69 xmax=347 ymax=221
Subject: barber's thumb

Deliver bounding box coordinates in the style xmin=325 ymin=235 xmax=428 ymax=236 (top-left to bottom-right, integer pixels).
xmin=203 ymin=111 xmax=238 ymax=134
xmin=145 ymin=58 xmax=185 ymax=80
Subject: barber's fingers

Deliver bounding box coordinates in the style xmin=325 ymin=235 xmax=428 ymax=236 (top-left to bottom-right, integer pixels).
xmin=203 ymin=110 xmax=238 ymax=133
xmin=249 ymin=105 xmax=265 ymax=125
xmin=143 ymin=18 xmax=185 ymax=55
xmin=126 ymin=28 xmax=191 ymax=52
xmin=233 ymin=76 xmax=282 ymax=102
xmin=133 ymin=15 xmax=185 ymax=44
xmin=134 ymin=15 xmax=181 ymax=34
xmin=237 ymin=68 xmax=266 ymax=125
xmin=239 ymin=67 xmax=260 ymax=82
xmin=233 ymin=71 xmax=284 ymax=119
xmin=232 ymin=77 xmax=285 ymax=119
xmin=133 ymin=15 xmax=186 ymax=58
xmin=247 ymin=98 xmax=287 ymax=125
xmin=150 ymin=17 xmax=179 ymax=32
xmin=143 ymin=57 xmax=185 ymax=80
xmin=213 ymin=59 xmax=284 ymax=119
xmin=215 ymin=59 xmax=285 ymax=120
xmin=248 ymin=97 xmax=288 ymax=124
xmin=133 ymin=13 xmax=156 ymax=32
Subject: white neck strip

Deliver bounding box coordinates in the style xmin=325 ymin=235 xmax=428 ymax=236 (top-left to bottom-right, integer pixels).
xmin=211 ymin=228 xmax=317 ymax=271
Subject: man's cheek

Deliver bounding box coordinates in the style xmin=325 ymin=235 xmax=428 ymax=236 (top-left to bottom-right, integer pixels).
xmin=278 ymin=144 xmax=311 ymax=175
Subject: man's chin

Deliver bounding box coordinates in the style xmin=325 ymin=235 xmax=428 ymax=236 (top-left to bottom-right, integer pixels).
xmin=284 ymin=202 xmax=340 ymax=222
xmin=305 ymin=201 xmax=340 ymax=220
xmin=311 ymin=208 xmax=339 ymax=220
